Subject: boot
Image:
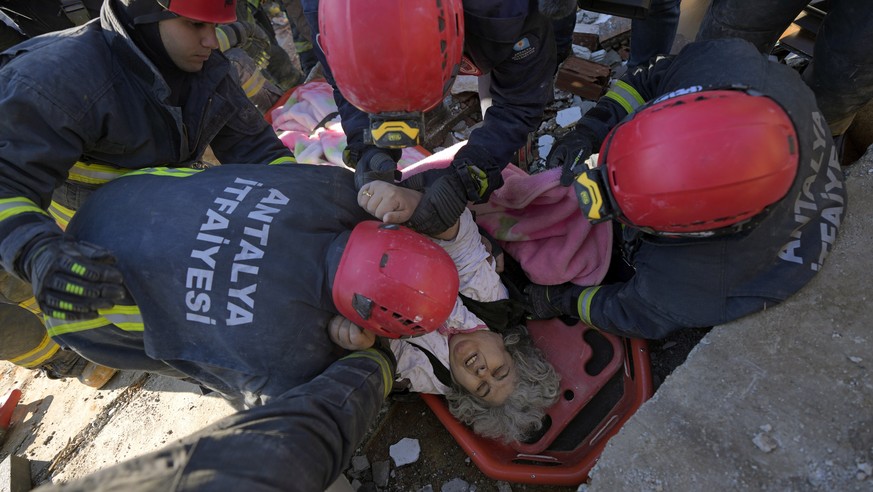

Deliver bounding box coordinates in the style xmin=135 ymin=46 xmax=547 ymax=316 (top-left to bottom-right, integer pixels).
xmin=38 ymin=349 xmax=117 ymax=389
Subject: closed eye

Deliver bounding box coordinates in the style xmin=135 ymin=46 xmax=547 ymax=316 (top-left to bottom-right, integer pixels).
xmin=494 ymin=365 xmax=509 ymax=380
xmin=477 ymin=382 xmax=489 ymax=397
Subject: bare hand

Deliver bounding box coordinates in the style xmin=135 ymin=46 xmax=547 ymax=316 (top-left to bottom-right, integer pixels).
xmin=327 ymin=315 xmax=376 ymax=350
xmin=358 ymin=181 xmax=422 ymax=224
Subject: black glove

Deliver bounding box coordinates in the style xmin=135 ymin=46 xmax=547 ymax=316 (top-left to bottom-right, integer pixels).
xmin=404 ymin=172 xmax=468 ymax=237
xmin=523 ymin=282 xmax=585 ymax=320
xmin=20 ymin=235 xmax=125 ymax=320
xmin=546 ymin=126 xmax=599 ymax=186
xmin=450 ymin=144 xmax=503 ymax=204
xmin=352 ymin=147 xmax=400 ymax=190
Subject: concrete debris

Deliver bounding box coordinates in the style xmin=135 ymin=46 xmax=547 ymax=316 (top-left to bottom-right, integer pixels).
xmin=441 ymin=477 xmax=476 ymax=492
xmin=351 ymin=454 xmax=370 ymax=474
xmin=576 ymin=10 xmax=600 ymax=24
xmin=372 ymin=459 xmax=390 ymax=488
xmin=389 ymin=437 xmax=420 ymax=467
xmin=538 ymin=134 xmax=555 ymax=159
xmin=451 ymin=75 xmax=479 ymax=95
xmin=0 ymin=455 xmax=31 ymax=492
xmin=556 ymin=106 xmax=582 ymax=128
xmin=572 ymin=45 xmax=592 ymax=60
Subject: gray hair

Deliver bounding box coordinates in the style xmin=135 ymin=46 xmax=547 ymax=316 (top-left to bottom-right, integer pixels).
xmin=445 ymin=327 xmax=560 ymax=443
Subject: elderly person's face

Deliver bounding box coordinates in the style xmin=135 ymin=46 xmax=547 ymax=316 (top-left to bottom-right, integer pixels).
xmin=449 ymin=330 xmax=517 ymax=406
xmin=158 ymin=16 xmax=219 ymax=72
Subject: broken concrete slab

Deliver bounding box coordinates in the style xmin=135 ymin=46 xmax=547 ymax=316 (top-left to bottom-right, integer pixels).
xmin=0 ymin=454 xmax=30 ymax=492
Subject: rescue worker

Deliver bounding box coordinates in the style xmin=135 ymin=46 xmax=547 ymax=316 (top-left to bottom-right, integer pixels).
xmin=304 ymin=0 xmax=560 ymax=236
xmin=281 ymin=0 xmax=316 ymax=75
xmin=34 ymin=350 xmax=395 ymax=492
xmin=48 ymin=162 xmax=558 ymax=441
xmin=0 ymin=0 xmax=295 ymax=385
xmin=696 ymin=0 xmax=873 ymax=139
xmin=522 ymin=38 xmax=846 ymax=340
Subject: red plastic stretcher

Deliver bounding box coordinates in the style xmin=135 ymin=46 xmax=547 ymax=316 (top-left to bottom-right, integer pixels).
xmin=421 ymin=319 xmax=653 ymax=486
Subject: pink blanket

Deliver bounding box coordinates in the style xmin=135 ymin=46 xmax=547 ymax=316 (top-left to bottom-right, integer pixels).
xmin=271 ymin=83 xmax=612 ymax=286
xmin=402 ymin=143 xmax=613 ymax=286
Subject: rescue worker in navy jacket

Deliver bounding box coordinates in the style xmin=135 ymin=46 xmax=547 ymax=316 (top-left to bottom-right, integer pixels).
xmin=50 ymin=163 xmax=462 ymax=408
xmin=303 ymin=0 xmax=561 ymax=236
xmin=0 ymin=0 xmax=295 ymax=384
xmin=524 ymin=38 xmax=847 ymax=340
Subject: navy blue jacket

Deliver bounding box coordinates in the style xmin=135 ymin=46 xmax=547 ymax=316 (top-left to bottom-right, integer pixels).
xmin=55 ymin=164 xmax=369 ymax=406
xmin=0 ymin=0 xmax=292 ymax=276
xmin=574 ymin=39 xmax=847 ymax=339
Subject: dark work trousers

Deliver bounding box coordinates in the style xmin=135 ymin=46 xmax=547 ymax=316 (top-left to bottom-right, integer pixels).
xmin=696 ymin=0 xmax=873 ymax=135
xmin=33 ymin=353 xmax=389 ymax=492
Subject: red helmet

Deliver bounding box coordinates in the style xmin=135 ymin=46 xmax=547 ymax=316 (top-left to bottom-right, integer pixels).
xmin=576 ymin=89 xmax=799 ymax=236
xmin=318 ymin=0 xmax=464 ymax=115
xmin=156 ymin=0 xmax=237 ymax=24
xmin=332 ymin=221 xmax=459 ymax=338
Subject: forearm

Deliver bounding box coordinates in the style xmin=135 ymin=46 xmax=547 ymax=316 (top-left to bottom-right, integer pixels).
xmin=37 ymin=350 xmax=392 ymax=492
xmin=579 ymin=283 xmax=688 ymax=340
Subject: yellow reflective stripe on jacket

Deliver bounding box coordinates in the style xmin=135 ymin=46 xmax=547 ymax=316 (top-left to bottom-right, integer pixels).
xmin=9 ymin=332 xmax=61 ymax=368
xmin=269 ymin=156 xmax=297 ymax=165
xmin=45 ymin=304 xmax=145 ymax=337
xmin=242 ymin=70 xmax=268 ymax=98
xmin=100 ymin=305 xmax=145 ymax=332
xmin=341 ymin=349 xmax=394 ymax=399
xmin=68 ymin=161 xmax=132 ymax=185
xmin=17 ymin=296 xmax=43 ymax=317
xmin=604 ymin=80 xmax=646 ymax=115
xmin=0 ymin=197 xmax=50 ymax=223
xmin=124 ymin=167 xmax=202 ymax=178
xmin=48 ymin=200 xmax=76 ymax=230
xmin=216 ymin=28 xmax=232 ymax=52
xmin=576 ymin=286 xmax=602 ymax=327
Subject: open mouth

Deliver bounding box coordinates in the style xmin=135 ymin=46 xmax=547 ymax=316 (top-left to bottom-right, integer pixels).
xmin=465 ymin=353 xmax=479 ymax=368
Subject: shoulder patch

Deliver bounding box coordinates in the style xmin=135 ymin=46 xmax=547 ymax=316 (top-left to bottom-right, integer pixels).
xmin=511 ymin=37 xmax=535 ymax=61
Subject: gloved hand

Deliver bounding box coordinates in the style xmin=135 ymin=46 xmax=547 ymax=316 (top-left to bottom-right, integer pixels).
xmin=523 ymin=282 xmax=585 ymax=320
xmin=403 ymin=144 xmax=503 ymax=236
xmin=20 ymin=235 xmax=125 ymax=320
xmin=352 ymin=147 xmax=400 ymax=190
xmin=217 ymin=21 xmax=271 ymax=68
xmin=546 ymin=125 xmax=599 ymax=186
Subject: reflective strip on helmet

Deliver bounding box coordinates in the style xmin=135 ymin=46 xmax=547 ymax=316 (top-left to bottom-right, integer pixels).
xmin=68 ymin=161 xmax=132 ymax=185
xmin=48 ymin=200 xmax=76 ymax=230
xmin=0 ymin=197 xmax=50 ymax=223
xmin=604 ymin=80 xmax=646 ymax=115
xmin=576 ymin=286 xmax=601 ymax=327
xmin=9 ymin=333 xmax=61 ymax=368
xmin=241 ymin=70 xmax=267 ymax=98
xmin=124 ymin=167 xmax=202 ymax=178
